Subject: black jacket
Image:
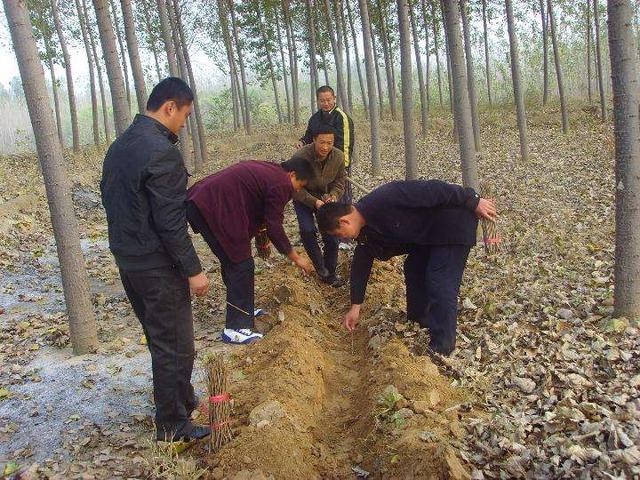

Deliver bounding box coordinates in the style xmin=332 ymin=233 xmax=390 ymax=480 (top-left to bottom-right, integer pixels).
xmin=100 ymin=114 xmax=202 ymax=277
xmin=350 ymin=180 xmax=480 ymax=304
xmin=300 ymin=107 xmax=355 ymax=168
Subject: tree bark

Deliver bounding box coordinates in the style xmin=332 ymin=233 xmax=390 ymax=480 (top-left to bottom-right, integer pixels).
xmin=594 ymin=0 xmax=608 ymax=120
xmin=460 ymin=0 xmax=481 ymax=151
xmin=324 ymin=0 xmax=348 ymax=110
xmin=109 ymin=0 xmax=131 ymax=110
xmin=375 ymin=0 xmax=398 ymax=119
xmin=255 ymin=2 xmax=283 ymax=124
xmin=75 ymin=0 xmax=100 ymax=145
xmin=4 ymin=0 xmax=98 ymax=354
xmin=51 ymin=0 xmax=80 ymax=151
xmin=398 ymin=0 xmax=418 ymax=179
xmin=316 ymin=8 xmax=331 ymax=86
xmin=547 ymin=0 xmax=569 ymax=133
xmin=481 ymin=0 xmax=492 ymax=104
xmin=440 ymin=0 xmax=454 ymax=113
xmin=173 ymin=0 xmax=207 ymax=167
xmin=419 ymin=0 xmax=431 ymax=110
xmin=216 ymin=0 xmax=240 ymax=130
xmin=410 ymin=0 xmax=429 ymax=136
xmin=587 ymin=0 xmax=593 ymax=103
xmin=306 ymin=0 xmax=319 ymax=113
xmin=229 ymin=0 xmax=252 ymax=134
xmin=141 ymin=0 xmax=163 ymax=80
xmin=505 ymin=0 xmax=529 ymax=161
xmin=120 ymin=0 xmax=147 ymax=113
xmin=275 ymin=7 xmax=293 ymax=121
xmin=608 ymin=0 xmax=640 ymax=318
xmin=347 ymin=0 xmax=368 ymax=114
xmin=339 ymin=1 xmax=354 ymax=113
xmin=93 ymin=0 xmax=131 ymax=137
xmin=370 ymin=23 xmax=386 ymax=115
xmin=282 ymin=0 xmax=300 ymax=126
xmin=430 ymin=0 xmax=444 ymax=106
xmin=84 ymin=0 xmax=112 ymax=143
xmin=441 ymin=0 xmax=477 ymax=189
xmin=539 ymin=0 xmax=549 ymax=105
xmin=157 ymin=0 xmax=178 ymax=76
xmin=358 ymin=0 xmax=381 ymax=174
xmin=45 ymin=55 xmax=64 ymax=148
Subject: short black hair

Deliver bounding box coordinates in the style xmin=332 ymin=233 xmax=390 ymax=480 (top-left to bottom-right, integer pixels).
xmin=317 ymin=202 xmax=353 ymax=233
xmin=312 ymin=125 xmax=336 ymax=138
xmin=280 ymin=157 xmax=314 ymax=182
xmin=146 ymin=77 xmax=194 ymax=112
xmin=316 ymin=85 xmax=335 ymax=97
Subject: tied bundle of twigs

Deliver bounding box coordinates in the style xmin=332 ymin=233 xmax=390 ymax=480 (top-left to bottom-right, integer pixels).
xmin=480 ymin=183 xmax=500 ymax=256
xmin=205 ymin=353 xmax=233 ymax=452
xmin=255 ymin=225 xmax=271 ymax=259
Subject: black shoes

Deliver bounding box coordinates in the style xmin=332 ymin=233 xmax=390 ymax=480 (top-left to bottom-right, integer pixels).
xmin=320 ymin=273 xmax=345 ymax=288
xmin=156 ymin=424 xmax=211 ymax=442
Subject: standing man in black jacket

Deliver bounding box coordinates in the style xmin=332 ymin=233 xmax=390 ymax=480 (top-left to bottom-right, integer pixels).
xmin=101 ymin=78 xmax=210 ymax=442
xmin=297 ymin=85 xmax=355 ymax=204
xmin=317 ymin=180 xmax=497 ymax=356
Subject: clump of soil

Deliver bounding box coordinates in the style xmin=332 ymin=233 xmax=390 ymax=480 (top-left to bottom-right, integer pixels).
xmin=204 ymin=260 xmax=473 ymax=479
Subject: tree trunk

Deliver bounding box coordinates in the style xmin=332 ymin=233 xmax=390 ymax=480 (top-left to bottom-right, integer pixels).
xmin=358 ymin=0 xmax=381 ymax=174
xmin=142 ymin=0 xmax=163 ymax=80
xmin=256 ymin=3 xmax=283 ymax=124
xmin=51 ymin=0 xmax=80 ymax=152
xmin=75 ymin=0 xmax=100 ymax=145
xmin=84 ymin=0 xmax=112 ymax=143
xmin=306 ymin=0 xmax=319 ymax=113
xmin=505 ymin=0 xmax=529 ymax=161
xmin=324 ymin=0 xmax=348 ymax=110
xmin=539 ymin=0 xmax=549 ymax=105
xmin=347 ymin=0 xmax=369 ymax=114
xmin=46 ymin=58 xmax=65 ymax=148
xmin=410 ymin=0 xmax=429 ymax=136
xmin=229 ymin=0 xmax=252 ymax=134
xmin=316 ymin=9 xmax=331 ymax=86
xmin=481 ymin=0 xmax=492 ymax=105
xmin=397 ymin=0 xmax=418 ymax=179
xmin=460 ymin=0 xmax=481 ymax=152
xmin=173 ymin=0 xmax=207 ymax=167
xmin=370 ymin=24 xmax=386 ymax=115
xmin=157 ymin=0 xmax=178 ymax=76
xmin=120 ymin=0 xmax=147 ymax=113
xmin=594 ymin=0 xmax=608 ymax=120
xmin=168 ymin=0 xmax=196 ymax=169
xmin=275 ymin=8 xmax=293 ymax=121
xmin=441 ymin=0 xmax=477 ymax=189
xmin=109 ymin=0 xmax=131 ymax=110
xmin=339 ymin=1 xmax=354 ymax=113
xmin=608 ymin=0 xmax=640 ymax=318
xmin=93 ymin=0 xmax=131 ymax=136
xmin=216 ymin=0 xmax=240 ymax=130
xmin=430 ymin=0 xmax=444 ymax=106
xmin=547 ymin=0 xmax=569 ymax=133
xmin=282 ymin=0 xmax=300 ymax=126
xmin=587 ymin=0 xmax=593 ymax=103
xmin=4 ymin=0 xmax=98 ymax=354
xmin=376 ymin=0 xmax=398 ymax=120
xmin=419 ymin=0 xmax=431 ymax=109
xmin=440 ymin=0 xmax=454 ymax=113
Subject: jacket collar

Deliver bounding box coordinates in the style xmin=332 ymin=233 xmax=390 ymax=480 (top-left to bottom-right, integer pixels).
xmin=135 ymin=114 xmax=179 ymax=144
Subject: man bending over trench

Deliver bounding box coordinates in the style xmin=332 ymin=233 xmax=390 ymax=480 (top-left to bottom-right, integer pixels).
xmin=316 ymin=179 xmax=496 ymax=356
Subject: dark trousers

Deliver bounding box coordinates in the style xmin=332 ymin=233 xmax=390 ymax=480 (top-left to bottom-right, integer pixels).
xmin=403 ymin=245 xmax=470 ymax=355
xmin=294 ymin=201 xmax=339 ymax=277
xmin=186 ymin=201 xmax=255 ymax=330
xmin=119 ymin=266 xmax=197 ymax=434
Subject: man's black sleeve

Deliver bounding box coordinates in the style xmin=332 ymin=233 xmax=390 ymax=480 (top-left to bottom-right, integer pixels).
xmin=300 ymin=116 xmax=314 ymax=145
xmin=350 ymin=244 xmax=375 ymax=304
xmin=146 ymin=148 xmax=202 ymax=277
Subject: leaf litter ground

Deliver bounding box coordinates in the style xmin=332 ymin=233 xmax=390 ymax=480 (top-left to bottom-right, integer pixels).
xmin=0 ymin=105 xmax=638 ymax=479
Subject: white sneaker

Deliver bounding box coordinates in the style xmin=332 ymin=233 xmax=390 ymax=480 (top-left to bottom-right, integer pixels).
xmin=221 ymin=328 xmax=263 ymax=345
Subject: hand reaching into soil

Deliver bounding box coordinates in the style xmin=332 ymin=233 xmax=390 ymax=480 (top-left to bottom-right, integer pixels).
xmin=475 ymin=198 xmax=497 ymax=222
xmin=288 ymin=250 xmax=313 ymax=274
xmin=344 ymin=304 xmax=361 ymax=331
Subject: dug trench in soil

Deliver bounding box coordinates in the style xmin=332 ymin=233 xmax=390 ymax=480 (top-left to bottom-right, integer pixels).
xmin=202 ymin=257 xmax=475 ymax=479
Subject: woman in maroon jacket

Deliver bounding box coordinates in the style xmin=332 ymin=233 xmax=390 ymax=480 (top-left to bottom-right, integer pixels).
xmin=186 ymin=158 xmax=313 ymax=344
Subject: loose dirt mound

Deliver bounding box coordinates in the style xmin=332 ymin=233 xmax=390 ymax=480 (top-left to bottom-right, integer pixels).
xmin=206 ymin=261 xmax=473 ymax=479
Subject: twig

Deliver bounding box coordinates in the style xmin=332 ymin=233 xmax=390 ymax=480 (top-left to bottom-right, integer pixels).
xmin=345 ymin=175 xmax=372 ymax=195
xmin=226 ymin=301 xmax=252 ymax=317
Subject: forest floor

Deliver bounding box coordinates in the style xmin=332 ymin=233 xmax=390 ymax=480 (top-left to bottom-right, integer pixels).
xmin=0 ymin=105 xmax=639 ymax=479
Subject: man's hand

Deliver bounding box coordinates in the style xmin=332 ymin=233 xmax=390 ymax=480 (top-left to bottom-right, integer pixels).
xmin=188 ymin=272 xmax=210 ymax=297
xmin=296 ymin=140 xmax=304 ymax=149
xmin=315 ymin=199 xmax=325 ymax=210
xmin=322 ymin=194 xmax=336 ymax=203
xmin=288 ymin=250 xmax=314 ymax=274
xmin=475 ymin=198 xmax=497 ymax=222
xmin=344 ymin=304 xmax=361 ymax=332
